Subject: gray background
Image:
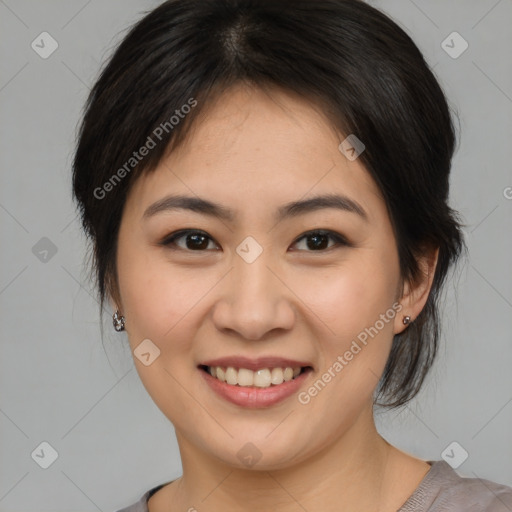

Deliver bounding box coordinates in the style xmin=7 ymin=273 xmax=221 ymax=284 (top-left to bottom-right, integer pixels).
xmin=0 ymin=0 xmax=511 ymax=510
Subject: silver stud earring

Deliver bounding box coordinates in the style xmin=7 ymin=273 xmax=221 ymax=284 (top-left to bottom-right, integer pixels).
xmin=113 ymin=310 xmax=126 ymax=332
xmin=403 ymin=315 xmax=411 ymax=325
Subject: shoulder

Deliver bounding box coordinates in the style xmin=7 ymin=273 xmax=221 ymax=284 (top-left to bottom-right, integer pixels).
xmin=114 ymin=482 xmax=168 ymax=512
xmin=443 ymin=468 xmax=512 ymax=511
xmin=399 ymin=460 xmax=512 ymax=512
xmin=113 ymin=490 xmax=151 ymax=512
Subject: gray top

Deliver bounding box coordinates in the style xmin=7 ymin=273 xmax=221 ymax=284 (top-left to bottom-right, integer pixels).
xmin=115 ymin=460 xmax=512 ymax=512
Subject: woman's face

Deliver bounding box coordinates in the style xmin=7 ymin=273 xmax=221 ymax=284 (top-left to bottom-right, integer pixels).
xmin=115 ymin=84 xmax=408 ymax=469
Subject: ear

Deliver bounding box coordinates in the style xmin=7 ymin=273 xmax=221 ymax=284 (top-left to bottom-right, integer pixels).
xmin=394 ymin=246 xmax=439 ymax=334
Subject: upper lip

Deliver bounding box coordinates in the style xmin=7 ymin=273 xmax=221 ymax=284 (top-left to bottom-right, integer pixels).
xmin=199 ymin=356 xmax=314 ymax=372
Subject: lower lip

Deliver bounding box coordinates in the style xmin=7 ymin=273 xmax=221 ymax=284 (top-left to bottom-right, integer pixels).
xmin=199 ymin=367 xmax=312 ymax=408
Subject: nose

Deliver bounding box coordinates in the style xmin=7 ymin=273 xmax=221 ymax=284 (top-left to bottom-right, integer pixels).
xmin=211 ymin=250 xmax=296 ymax=341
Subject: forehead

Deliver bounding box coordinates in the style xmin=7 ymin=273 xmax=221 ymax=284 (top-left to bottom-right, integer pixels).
xmin=125 ymin=84 xmax=385 ymax=225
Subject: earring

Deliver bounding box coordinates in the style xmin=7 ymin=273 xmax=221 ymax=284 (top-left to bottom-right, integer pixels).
xmin=113 ymin=310 xmax=126 ymax=332
xmin=402 ymin=315 xmax=411 ymax=325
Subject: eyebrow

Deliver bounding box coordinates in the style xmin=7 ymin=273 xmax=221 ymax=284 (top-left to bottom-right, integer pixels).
xmin=142 ymin=193 xmax=368 ymax=223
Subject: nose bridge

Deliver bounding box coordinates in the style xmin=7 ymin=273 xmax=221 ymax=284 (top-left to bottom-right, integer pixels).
xmin=234 ymin=248 xmax=274 ymax=305
xmin=212 ymin=241 xmax=295 ymax=340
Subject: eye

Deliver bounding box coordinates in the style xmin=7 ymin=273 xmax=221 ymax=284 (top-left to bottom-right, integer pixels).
xmin=159 ymin=230 xmax=219 ymax=251
xmin=159 ymin=229 xmax=350 ymax=253
xmin=290 ymin=229 xmax=350 ymax=252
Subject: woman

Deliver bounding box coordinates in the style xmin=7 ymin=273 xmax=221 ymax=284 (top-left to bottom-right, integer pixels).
xmin=72 ymin=0 xmax=512 ymax=510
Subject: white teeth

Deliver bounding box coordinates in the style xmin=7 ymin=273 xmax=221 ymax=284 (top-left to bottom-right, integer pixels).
xmin=238 ymin=368 xmax=254 ymax=386
xmin=207 ymin=366 xmax=304 ymax=388
xmin=225 ymin=367 xmax=237 ymax=385
xmin=253 ymin=368 xmax=271 ymax=387
xmin=283 ymin=367 xmax=294 ymax=381
xmin=271 ymin=367 xmax=284 ymax=385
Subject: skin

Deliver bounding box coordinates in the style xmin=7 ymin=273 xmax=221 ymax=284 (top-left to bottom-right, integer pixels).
xmin=112 ymin=83 xmax=438 ymax=512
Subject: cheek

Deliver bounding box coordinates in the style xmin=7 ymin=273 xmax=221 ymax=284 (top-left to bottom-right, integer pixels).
xmin=294 ymin=258 xmax=397 ymax=336
xmin=116 ymin=235 xmax=172 ymax=340
xmin=117 ymin=244 xmax=217 ymax=354
xmin=116 ymin=248 xmax=209 ymax=418
xmin=290 ymin=252 xmax=400 ymax=391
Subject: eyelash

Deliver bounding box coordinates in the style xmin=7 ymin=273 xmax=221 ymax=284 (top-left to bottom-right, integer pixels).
xmin=158 ymin=229 xmax=351 ymax=253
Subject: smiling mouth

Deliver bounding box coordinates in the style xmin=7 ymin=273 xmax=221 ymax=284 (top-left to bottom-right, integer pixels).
xmin=198 ymin=365 xmax=313 ymax=388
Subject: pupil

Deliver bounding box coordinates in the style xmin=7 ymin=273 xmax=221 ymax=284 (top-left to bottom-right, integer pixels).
xmin=307 ymin=233 xmax=328 ymax=250
xmin=187 ymin=234 xmax=208 ymax=250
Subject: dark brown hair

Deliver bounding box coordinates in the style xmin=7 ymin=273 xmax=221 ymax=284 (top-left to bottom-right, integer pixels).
xmin=72 ymin=0 xmax=465 ymax=408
